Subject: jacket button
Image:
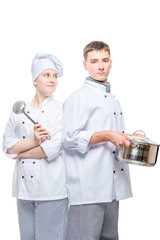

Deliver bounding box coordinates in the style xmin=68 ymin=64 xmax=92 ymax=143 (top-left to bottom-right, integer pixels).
xmin=113 ymin=170 xmax=116 ymax=174
xmin=22 ymin=161 xmax=24 ymax=164
xmin=114 ymin=112 xmax=116 ymax=115
xmin=22 ymin=176 xmax=24 ymax=179
xmin=23 ymin=136 xmax=25 ymax=139
xmin=122 ymin=131 xmax=125 ymax=133
xmin=42 ymin=110 xmax=44 ymax=113
xmin=121 ymin=168 xmax=124 ymax=171
xmin=120 ymin=112 xmax=123 ymax=115
xmin=31 ymin=176 xmax=33 ymax=178
xmin=27 ymin=111 xmax=29 ymax=114
xmin=113 ymin=151 xmax=115 ymax=154
xmin=104 ymin=95 xmax=107 ymax=98
xmin=22 ymin=122 xmax=25 ymax=124
xmin=33 ymin=162 xmax=35 ymax=164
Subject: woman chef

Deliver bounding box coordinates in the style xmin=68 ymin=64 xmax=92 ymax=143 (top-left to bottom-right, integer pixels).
xmin=3 ymin=53 xmax=67 ymax=240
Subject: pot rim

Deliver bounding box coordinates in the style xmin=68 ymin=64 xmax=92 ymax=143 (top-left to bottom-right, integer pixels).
xmin=130 ymin=139 xmax=160 ymax=147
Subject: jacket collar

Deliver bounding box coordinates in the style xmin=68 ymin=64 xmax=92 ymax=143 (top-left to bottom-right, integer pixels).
xmin=85 ymin=77 xmax=111 ymax=93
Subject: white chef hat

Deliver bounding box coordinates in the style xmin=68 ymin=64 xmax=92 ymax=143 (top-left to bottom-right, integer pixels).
xmin=31 ymin=53 xmax=63 ymax=81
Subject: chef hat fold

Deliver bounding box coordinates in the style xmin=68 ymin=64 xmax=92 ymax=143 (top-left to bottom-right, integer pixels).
xmin=31 ymin=53 xmax=63 ymax=81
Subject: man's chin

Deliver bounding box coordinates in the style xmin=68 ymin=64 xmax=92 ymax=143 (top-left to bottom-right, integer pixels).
xmin=96 ymin=78 xmax=107 ymax=83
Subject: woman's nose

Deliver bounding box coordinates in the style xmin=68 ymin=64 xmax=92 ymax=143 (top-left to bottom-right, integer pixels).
xmin=49 ymin=77 xmax=54 ymax=82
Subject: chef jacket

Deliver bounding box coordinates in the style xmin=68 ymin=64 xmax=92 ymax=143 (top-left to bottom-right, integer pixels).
xmin=63 ymin=79 xmax=133 ymax=205
xmin=3 ymin=95 xmax=67 ymax=201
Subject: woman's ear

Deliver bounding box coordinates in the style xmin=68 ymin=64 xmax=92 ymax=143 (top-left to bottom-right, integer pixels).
xmin=33 ymin=80 xmax=37 ymax=86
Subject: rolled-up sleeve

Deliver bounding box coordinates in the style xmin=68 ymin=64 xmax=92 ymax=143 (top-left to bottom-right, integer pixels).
xmin=63 ymin=92 xmax=94 ymax=154
xmin=3 ymin=112 xmax=20 ymax=158
xmin=41 ymin=111 xmax=63 ymax=161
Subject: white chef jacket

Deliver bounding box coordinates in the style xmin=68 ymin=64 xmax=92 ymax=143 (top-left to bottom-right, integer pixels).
xmin=3 ymin=95 xmax=67 ymax=201
xmin=63 ymin=79 xmax=133 ymax=205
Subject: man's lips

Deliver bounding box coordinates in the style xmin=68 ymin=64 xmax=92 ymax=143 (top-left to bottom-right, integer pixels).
xmin=47 ymin=84 xmax=55 ymax=87
xmin=97 ymin=72 xmax=105 ymax=75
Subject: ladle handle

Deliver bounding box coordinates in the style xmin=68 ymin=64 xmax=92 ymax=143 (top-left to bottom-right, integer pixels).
xmin=34 ymin=121 xmax=51 ymax=140
xmin=24 ymin=112 xmax=51 ymax=140
xmin=24 ymin=112 xmax=37 ymax=124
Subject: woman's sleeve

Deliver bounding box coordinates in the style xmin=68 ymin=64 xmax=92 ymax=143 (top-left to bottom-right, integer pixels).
xmin=3 ymin=112 xmax=20 ymax=158
xmin=62 ymin=93 xmax=94 ymax=154
xmin=40 ymin=109 xmax=63 ymax=162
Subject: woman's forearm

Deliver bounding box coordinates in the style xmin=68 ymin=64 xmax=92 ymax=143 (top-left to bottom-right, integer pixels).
xmin=17 ymin=146 xmax=47 ymax=160
xmin=7 ymin=138 xmax=39 ymax=154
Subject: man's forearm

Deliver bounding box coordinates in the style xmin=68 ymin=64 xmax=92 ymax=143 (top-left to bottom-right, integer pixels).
xmin=89 ymin=131 xmax=111 ymax=145
xmin=89 ymin=130 xmax=130 ymax=147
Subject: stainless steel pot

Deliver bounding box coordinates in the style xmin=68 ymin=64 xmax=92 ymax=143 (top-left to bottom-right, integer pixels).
xmin=116 ymin=130 xmax=159 ymax=167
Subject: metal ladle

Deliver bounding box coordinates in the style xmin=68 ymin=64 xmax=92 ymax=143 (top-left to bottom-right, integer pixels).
xmin=12 ymin=101 xmax=51 ymax=140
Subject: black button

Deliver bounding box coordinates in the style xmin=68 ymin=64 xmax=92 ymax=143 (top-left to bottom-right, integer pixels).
xmin=27 ymin=111 xmax=29 ymax=114
xmin=42 ymin=110 xmax=44 ymax=113
xmin=22 ymin=176 xmax=24 ymax=179
xmin=121 ymin=168 xmax=124 ymax=171
xmin=104 ymin=95 xmax=107 ymax=98
xmin=122 ymin=131 xmax=125 ymax=133
xmin=120 ymin=112 xmax=123 ymax=115
xmin=22 ymin=122 xmax=25 ymax=124
xmin=23 ymin=136 xmax=25 ymax=139
xmin=22 ymin=161 xmax=24 ymax=164
xmin=113 ymin=151 xmax=115 ymax=154
xmin=114 ymin=112 xmax=116 ymax=115
xmin=113 ymin=171 xmax=116 ymax=174
xmin=31 ymin=176 xmax=33 ymax=178
xmin=33 ymin=162 xmax=35 ymax=164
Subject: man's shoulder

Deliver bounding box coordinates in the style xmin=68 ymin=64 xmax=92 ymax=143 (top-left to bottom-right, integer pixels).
xmin=64 ymin=85 xmax=88 ymax=103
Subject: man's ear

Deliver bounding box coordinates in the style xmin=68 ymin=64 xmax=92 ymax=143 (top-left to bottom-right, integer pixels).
xmin=83 ymin=60 xmax=88 ymax=70
xmin=110 ymin=59 xmax=112 ymax=69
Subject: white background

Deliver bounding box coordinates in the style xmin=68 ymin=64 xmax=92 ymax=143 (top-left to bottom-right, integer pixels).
xmin=0 ymin=0 xmax=160 ymax=239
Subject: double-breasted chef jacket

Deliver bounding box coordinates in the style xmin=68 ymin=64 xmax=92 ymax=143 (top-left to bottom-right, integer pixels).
xmin=3 ymin=95 xmax=67 ymax=201
xmin=63 ymin=78 xmax=133 ymax=205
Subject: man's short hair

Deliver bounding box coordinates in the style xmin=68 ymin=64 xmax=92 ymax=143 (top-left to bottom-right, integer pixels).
xmin=83 ymin=41 xmax=110 ymax=61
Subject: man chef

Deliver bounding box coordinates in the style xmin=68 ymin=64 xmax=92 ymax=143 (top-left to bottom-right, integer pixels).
xmin=63 ymin=41 xmax=133 ymax=240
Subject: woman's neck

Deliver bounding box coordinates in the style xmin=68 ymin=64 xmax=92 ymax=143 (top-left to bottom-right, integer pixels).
xmin=34 ymin=93 xmax=48 ymax=109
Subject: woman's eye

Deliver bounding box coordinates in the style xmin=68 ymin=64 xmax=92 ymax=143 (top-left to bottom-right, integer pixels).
xmin=44 ymin=74 xmax=49 ymax=77
xmin=53 ymin=75 xmax=58 ymax=79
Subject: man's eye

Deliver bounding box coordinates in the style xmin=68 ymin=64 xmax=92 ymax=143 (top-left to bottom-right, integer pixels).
xmin=103 ymin=59 xmax=109 ymax=62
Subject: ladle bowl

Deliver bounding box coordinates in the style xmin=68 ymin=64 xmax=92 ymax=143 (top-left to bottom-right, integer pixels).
xmin=12 ymin=101 xmax=26 ymax=114
xmin=12 ymin=101 xmax=51 ymax=140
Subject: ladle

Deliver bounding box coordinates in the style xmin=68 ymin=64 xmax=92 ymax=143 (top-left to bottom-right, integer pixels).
xmin=12 ymin=101 xmax=51 ymax=140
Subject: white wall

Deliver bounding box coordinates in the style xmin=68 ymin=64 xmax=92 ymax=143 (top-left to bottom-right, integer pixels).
xmin=0 ymin=0 xmax=160 ymax=239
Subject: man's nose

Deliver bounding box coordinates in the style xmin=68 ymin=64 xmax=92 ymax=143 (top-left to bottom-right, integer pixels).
xmin=98 ymin=62 xmax=104 ymax=70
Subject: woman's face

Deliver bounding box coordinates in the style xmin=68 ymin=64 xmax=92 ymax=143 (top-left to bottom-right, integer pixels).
xmin=34 ymin=69 xmax=58 ymax=97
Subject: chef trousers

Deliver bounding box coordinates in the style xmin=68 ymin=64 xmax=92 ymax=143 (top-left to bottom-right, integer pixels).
xmin=66 ymin=200 xmax=119 ymax=240
xmin=17 ymin=198 xmax=68 ymax=240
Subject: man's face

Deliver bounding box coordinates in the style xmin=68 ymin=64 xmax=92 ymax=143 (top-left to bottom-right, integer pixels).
xmin=83 ymin=49 xmax=112 ymax=83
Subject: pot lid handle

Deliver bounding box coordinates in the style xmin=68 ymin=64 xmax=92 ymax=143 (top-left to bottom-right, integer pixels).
xmin=133 ymin=130 xmax=146 ymax=137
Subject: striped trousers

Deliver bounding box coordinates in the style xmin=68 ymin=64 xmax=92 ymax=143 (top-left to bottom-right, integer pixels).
xmin=17 ymin=198 xmax=68 ymax=240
